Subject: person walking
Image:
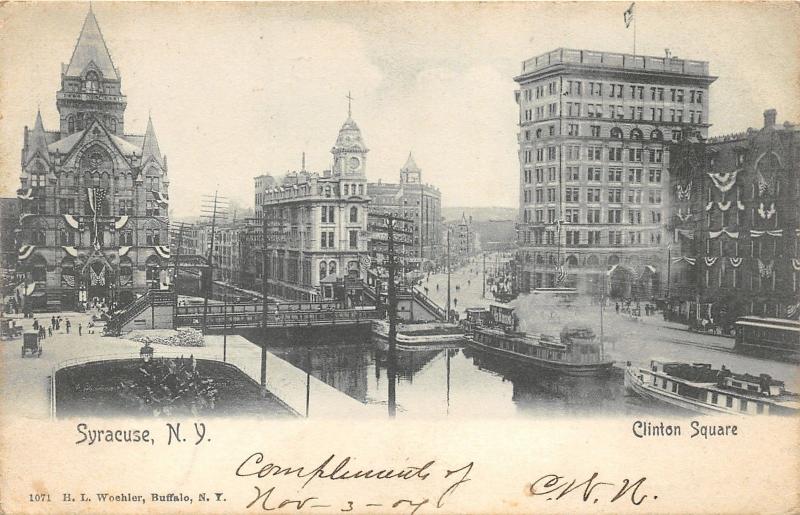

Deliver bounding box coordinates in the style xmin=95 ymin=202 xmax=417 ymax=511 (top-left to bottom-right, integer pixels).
xmin=66 ymin=319 xmax=71 ymax=334
xmin=48 ymin=326 xmax=52 ymax=338
xmin=33 ymin=318 xmax=39 ymax=331
xmin=78 ymin=323 xmax=82 ymax=336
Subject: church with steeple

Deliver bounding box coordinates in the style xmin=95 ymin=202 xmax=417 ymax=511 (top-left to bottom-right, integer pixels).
xmin=16 ymin=8 xmax=170 ymax=311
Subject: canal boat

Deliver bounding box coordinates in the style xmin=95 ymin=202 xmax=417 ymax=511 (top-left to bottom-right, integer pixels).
xmin=624 ymin=360 xmax=799 ymax=416
xmin=372 ymin=320 xmax=465 ymax=351
xmin=463 ymin=303 xmax=614 ymax=377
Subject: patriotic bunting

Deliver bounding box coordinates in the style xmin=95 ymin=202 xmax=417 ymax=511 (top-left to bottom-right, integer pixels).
xmin=18 ymin=245 xmax=35 ymax=261
xmin=672 ymin=257 xmax=696 ymax=265
xmin=757 ymin=202 xmax=776 ymax=220
xmin=677 ymin=209 xmax=693 ymax=222
xmin=717 ymin=200 xmax=731 ymax=211
xmin=705 ymin=201 xmax=713 ymax=212
xmin=729 ymin=257 xmax=743 ymax=268
xmin=750 ymin=229 xmax=783 ymax=238
xmin=17 ymin=189 xmax=34 ymax=200
xmin=677 ymin=229 xmax=695 ymax=240
xmin=555 ymin=265 xmax=567 ymax=285
xmin=87 ymin=187 xmax=107 ymax=248
xmin=115 ymin=215 xmax=129 ymax=230
xmin=152 ymin=191 xmax=169 ymax=206
xmin=707 ymin=170 xmax=739 ymax=193
xmin=704 ymin=257 xmax=718 ymax=267
xmin=756 ymin=170 xmax=775 ymax=196
xmin=792 ymin=258 xmax=800 ymax=272
xmin=63 ymin=214 xmax=80 ymax=229
xmin=61 ymin=274 xmax=75 ymax=288
xmin=787 ymin=303 xmax=800 ymax=319
xmin=709 ymin=229 xmax=738 ymax=239
xmin=676 ymin=181 xmax=692 ymax=201
xmin=757 ymin=259 xmax=774 ymax=278
xmin=119 ymin=246 xmax=131 ymax=257
xmin=90 ymin=267 xmax=106 ymax=286
xmin=737 ymin=200 xmax=746 ymax=211
xmin=154 ymin=245 xmax=170 ymax=259
xmin=62 ymin=246 xmax=78 ymax=257
xmin=360 ymin=254 xmax=371 ymax=275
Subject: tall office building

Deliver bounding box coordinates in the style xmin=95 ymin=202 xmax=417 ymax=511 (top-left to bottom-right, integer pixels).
xmin=514 ymin=48 xmax=716 ymax=298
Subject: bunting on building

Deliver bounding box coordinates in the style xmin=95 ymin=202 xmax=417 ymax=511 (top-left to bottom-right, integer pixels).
xmin=729 ymin=257 xmax=743 ymax=268
xmin=707 ymin=170 xmax=739 ymax=193
xmin=18 ymin=245 xmax=35 ymax=261
xmin=360 ymin=254 xmax=371 ymax=275
xmin=677 ymin=209 xmax=693 ymax=222
xmin=705 ymin=201 xmax=713 ymax=212
xmin=717 ymin=200 xmax=732 ymax=211
xmin=17 ymin=189 xmax=34 ymax=200
xmin=63 ymin=213 xmax=80 ymax=229
xmin=787 ymin=303 xmax=800 ymax=319
xmin=676 ymin=181 xmax=692 ymax=201
xmin=672 ymin=257 xmax=696 ymax=265
xmin=704 ymin=257 xmax=718 ymax=267
xmin=119 ymin=246 xmax=131 ymax=257
xmin=756 ymin=170 xmax=775 ymax=195
xmin=757 ymin=259 xmax=774 ymax=278
xmin=708 ymin=229 xmax=738 ymax=239
xmin=750 ymin=229 xmax=783 ymax=238
xmin=154 ymin=245 xmax=170 ymax=259
xmin=90 ymin=267 xmax=106 ymax=286
xmin=676 ymin=229 xmax=695 ymax=240
xmin=792 ymin=258 xmax=800 ymax=271
xmin=115 ymin=215 xmax=129 ymax=230
xmin=152 ymin=191 xmax=169 ymax=206
xmin=62 ymin=246 xmax=78 ymax=257
xmin=737 ymin=200 xmax=746 ymax=211
xmin=86 ymin=187 xmax=107 ymax=248
xmin=757 ymin=202 xmax=776 ymax=219
xmin=555 ymin=265 xmax=567 ymax=285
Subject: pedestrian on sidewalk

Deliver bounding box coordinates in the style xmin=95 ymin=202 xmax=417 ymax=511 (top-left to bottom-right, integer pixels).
xmin=47 ymin=327 xmax=52 ymax=338
xmin=51 ymin=316 xmax=56 ymax=330
xmin=78 ymin=323 xmax=82 ymax=336
xmin=66 ymin=319 xmax=71 ymax=334
xmin=615 ymin=303 xmax=620 ymax=314
xmin=33 ymin=318 xmax=39 ymax=331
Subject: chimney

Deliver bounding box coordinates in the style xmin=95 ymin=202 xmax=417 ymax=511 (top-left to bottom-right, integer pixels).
xmin=764 ymin=109 xmax=777 ymax=128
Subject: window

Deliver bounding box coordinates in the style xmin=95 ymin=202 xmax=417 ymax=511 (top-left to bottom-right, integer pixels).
xmin=145 ymin=200 xmax=160 ymax=217
xmin=349 ymin=206 xmax=358 ymax=223
xmin=119 ymin=229 xmax=133 ymax=246
xmin=349 ymin=230 xmax=358 ymax=249
xmin=59 ymin=228 xmax=75 ymax=245
xmin=628 ymin=168 xmax=642 ymax=183
xmin=740 ymin=399 xmax=748 ymax=412
xmin=648 ymin=190 xmax=662 ymax=204
xmin=610 ymin=127 xmax=623 ymax=139
xmin=587 ymin=145 xmax=602 ymax=160
xmin=587 ymin=209 xmax=601 ymax=223
xmin=608 ymin=188 xmax=622 ymax=203
xmin=586 ymin=188 xmax=601 ymax=203
xmin=567 ymin=123 xmax=579 ymax=136
xmin=629 ymin=148 xmax=643 ymax=162
xmin=566 ymin=230 xmax=580 ymax=245
xmin=328 ymin=232 xmax=334 ymax=248
xmin=608 ymin=230 xmax=623 ymax=246
xmin=145 ymin=229 xmax=160 ymax=245
xmin=588 ymin=230 xmax=601 ymax=245
xmin=67 ymin=116 xmax=75 ymax=133
xmin=535 ymin=189 xmax=543 ymax=202
xmin=547 ymin=146 xmax=557 ymax=160
xmin=547 ymin=188 xmax=556 ymax=202
xmin=608 ymin=168 xmax=622 ymax=182
xmin=649 ymin=169 xmax=662 ymax=183
xmin=587 ymin=167 xmax=602 ymax=181
xmin=547 ymin=210 xmax=556 ymax=224
xmin=649 ymin=149 xmax=663 ymax=163
xmin=609 ymin=147 xmax=623 ymax=162
xmin=566 ymin=166 xmax=580 ymax=181
xmin=627 ymin=189 xmax=642 ymax=204
xmin=565 ymin=187 xmax=580 ymax=202
xmin=590 ymin=125 xmax=601 ymax=137
xmin=628 ymin=210 xmax=642 ymax=225
xmin=650 ymin=129 xmax=663 ymax=141
xmin=565 ymin=208 xmax=580 ymax=223
xmin=672 ymin=129 xmax=683 ymax=142
xmin=607 ymin=209 xmax=622 ymax=223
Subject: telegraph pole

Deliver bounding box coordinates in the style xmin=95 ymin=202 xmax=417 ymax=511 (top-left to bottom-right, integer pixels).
xmin=482 ymin=252 xmax=486 ymax=298
xmin=446 ymin=228 xmax=451 ymax=322
xmin=201 ymin=191 xmax=228 ymax=334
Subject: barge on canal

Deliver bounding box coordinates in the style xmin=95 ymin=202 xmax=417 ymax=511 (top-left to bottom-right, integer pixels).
xmin=625 ymin=360 xmax=799 ymax=416
xmin=461 ymin=303 xmax=614 ymax=377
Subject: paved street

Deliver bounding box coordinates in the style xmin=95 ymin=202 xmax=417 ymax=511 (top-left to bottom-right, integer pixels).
xmin=422 ymin=254 xmax=800 ymax=391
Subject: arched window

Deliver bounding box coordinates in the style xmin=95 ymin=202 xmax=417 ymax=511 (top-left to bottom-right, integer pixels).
xmin=84 ymin=71 xmax=99 ymax=93
xmin=586 ymin=255 xmax=600 ymax=267
xmin=610 ymin=127 xmax=623 ymax=139
xmin=350 ymin=206 xmax=358 ymax=223
xmin=650 ymin=129 xmax=663 ymax=141
xmin=67 ymin=116 xmax=75 ymax=133
xmin=566 ymin=255 xmax=579 ymax=267
xmin=607 ymin=254 xmax=620 ymax=266
xmin=329 ymin=261 xmax=337 ymax=276
xmin=319 ymin=261 xmax=327 ymax=280
xmin=630 ymin=128 xmax=643 ymax=140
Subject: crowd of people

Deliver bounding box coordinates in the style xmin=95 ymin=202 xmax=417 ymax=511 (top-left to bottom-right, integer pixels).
xmin=31 ymin=315 xmax=81 ymax=342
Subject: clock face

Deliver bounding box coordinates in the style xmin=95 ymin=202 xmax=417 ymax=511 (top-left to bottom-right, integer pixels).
xmin=348 ymin=156 xmax=361 ymax=171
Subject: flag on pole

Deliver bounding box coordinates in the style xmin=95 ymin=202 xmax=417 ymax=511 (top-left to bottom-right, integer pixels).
xmin=624 ymin=2 xmax=635 ymax=28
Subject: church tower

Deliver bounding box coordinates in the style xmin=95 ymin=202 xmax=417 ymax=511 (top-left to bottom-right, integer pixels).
xmin=56 ymin=7 xmax=127 ymax=137
xmin=331 ymin=93 xmax=368 ymax=178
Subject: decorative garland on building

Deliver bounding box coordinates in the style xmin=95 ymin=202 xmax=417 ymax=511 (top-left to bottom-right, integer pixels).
xmin=707 ymin=170 xmax=739 ymax=192
xmin=677 ymin=209 xmax=693 ymax=222
xmin=737 ymin=200 xmax=746 ymax=211
xmin=757 ymin=259 xmax=774 ymax=278
xmin=152 ymin=191 xmax=169 ymax=206
xmin=17 ymin=189 xmax=33 ymax=200
xmin=18 ymin=245 xmax=35 ymax=261
xmin=708 ymin=229 xmax=739 ymax=239
xmin=757 ymin=202 xmax=776 ymax=220
xmin=704 ymin=257 xmax=718 ymax=267
xmin=672 ymin=257 xmax=696 ymax=265
xmin=154 ymin=245 xmax=171 ymax=259
xmin=705 ymin=201 xmax=713 ymax=212
xmin=676 ymin=229 xmax=695 ymax=240
xmin=63 ymin=214 xmax=80 ymax=229
xmin=750 ymin=229 xmax=783 ymax=238
xmin=115 ymin=215 xmax=129 ymax=230
xmin=677 ymin=181 xmax=692 ymax=200
xmin=792 ymin=258 xmax=800 ymax=272
xmin=62 ymin=246 xmax=78 ymax=257
xmin=729 ymin=257 xmax=743 ymax=268
xmin=119 ymin=246 xmax=132 ymax=257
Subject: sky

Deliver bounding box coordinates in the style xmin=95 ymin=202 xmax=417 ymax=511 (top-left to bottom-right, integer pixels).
xmin=1 ymin=2 xmax=798 ymax=218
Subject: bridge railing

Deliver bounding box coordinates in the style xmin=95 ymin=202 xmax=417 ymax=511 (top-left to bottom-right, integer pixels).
xmin=175 ymin=306 xmax=380 ymax=328
xmin=175 ymin=300 xmax=342 ymax=317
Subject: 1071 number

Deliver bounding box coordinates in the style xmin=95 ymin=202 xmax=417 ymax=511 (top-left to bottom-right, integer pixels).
xmin=29 ymin=494 xmax=51 ymax=502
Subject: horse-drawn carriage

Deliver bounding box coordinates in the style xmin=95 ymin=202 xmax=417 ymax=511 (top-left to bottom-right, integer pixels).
xmin=21 ymin=330 xmax=42 ymax=358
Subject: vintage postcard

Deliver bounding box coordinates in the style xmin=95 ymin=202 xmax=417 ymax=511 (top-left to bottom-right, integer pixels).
xmin=1 ymin=1 xmax=798 ymax=513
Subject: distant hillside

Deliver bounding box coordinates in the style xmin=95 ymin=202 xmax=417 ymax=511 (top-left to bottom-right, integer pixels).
xmin=442 ymin=206 xmax=517 ymax=223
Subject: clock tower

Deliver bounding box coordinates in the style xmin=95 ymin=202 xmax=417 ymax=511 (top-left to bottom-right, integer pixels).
xmin=331 ymin=95 xmax=368 ymax=178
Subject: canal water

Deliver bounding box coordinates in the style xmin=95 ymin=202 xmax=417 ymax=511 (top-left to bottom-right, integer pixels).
xmin=267 ymin=338 xmax=681 ymax=418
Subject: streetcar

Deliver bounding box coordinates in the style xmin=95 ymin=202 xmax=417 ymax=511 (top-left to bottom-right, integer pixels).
xmin=734 ymin=316 xmax=800 ymax=363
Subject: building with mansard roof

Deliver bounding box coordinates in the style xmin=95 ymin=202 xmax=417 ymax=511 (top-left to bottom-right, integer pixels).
xmin=15 ymin=8 xmax=170 ymax=311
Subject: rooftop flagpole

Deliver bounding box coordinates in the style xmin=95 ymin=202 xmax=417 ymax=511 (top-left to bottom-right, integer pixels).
xmin=624 ymin=2 xmax=636 ymax=56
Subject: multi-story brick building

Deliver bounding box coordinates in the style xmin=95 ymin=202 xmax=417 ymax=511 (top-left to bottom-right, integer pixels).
xmin=368 ymin=153 xmax=443 ymax=268
xmin=257 ymin=108 xmax=370 ymax=301
xmin=514 ymin=48 xmax=716 ymax=299
xmin=666 ymin=109 xmax=799 ymax=329
xmin=15 ymin=9 xmax=170 ymax=311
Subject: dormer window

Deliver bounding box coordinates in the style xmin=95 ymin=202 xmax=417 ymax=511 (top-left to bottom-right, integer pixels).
xmin=84 ymin=71 xmax=100 ymax=93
